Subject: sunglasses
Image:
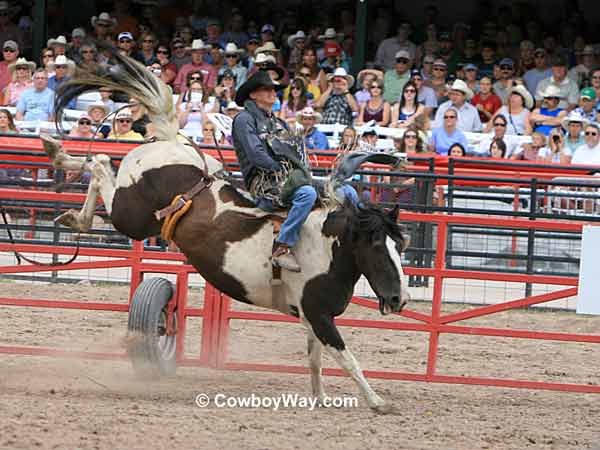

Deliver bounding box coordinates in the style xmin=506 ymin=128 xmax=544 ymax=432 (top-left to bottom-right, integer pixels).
xmin=81 ymin=49 xmax=94 ymax=54
xmin=433 ymin=67 xmax=446 ymax=71
xmin=404 ymin=88 xmax=416 ymax=93
xmin=396 ymin=58 xmax=409 ymax=64
xmin=370 ymin=85 xmax=381 ymax=89
xmin=404 ymin=134 xmax=417 ymax=139
xmin=3 ymin=48 xmax=15 ymax=52
xmin=544 ymin=97 xmax=559 ymax=101
xmin=493 ymin=122 xmax=507 ymax=127
xmin=500 ymin=65 xmax=513 ymax=70
xmin=143 ymin=39 xmax=154 ymax=43
xmin=96 ymin=23 xmax=109 ymax=27
xmin=119 ymin=39 xmax=132 ymax=43
xmin=585 ymin=131 xmax=598 ymax=136
xmin=592 ymin=76 xmax=600 ymax=80
xmin=203 ymin=128 xmax=214 ymax=132
xmin=55 ymin=65 xmax=67 ymax=69
xmin=190 ymin=76 xmax=202 ymax=80
xmin=118 ymin=119 xmax=132 ymax=124
xmin=43 ymin=53 xmax=53 ymax=57
xmin=78 ymin=120 xmax=91 ymax=125
xmin=173 ymin=45 xmax=184 ymax=50
xmin=444 ymin=115 xmax=457 ymax=119
xmin=225 ymin=54 xmax=238 ymax=58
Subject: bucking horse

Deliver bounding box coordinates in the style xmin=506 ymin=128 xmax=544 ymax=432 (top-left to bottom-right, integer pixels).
xmin=42 ymin=47 xmax=409 ymax=414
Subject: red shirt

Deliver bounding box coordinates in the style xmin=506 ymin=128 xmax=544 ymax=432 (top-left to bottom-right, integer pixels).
xmin=471 ymin=93 xmax=502 ymax=122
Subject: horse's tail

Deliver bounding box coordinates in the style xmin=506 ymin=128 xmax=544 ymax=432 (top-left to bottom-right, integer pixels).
xmin=54 ymin=43 xmax=178 ymax=141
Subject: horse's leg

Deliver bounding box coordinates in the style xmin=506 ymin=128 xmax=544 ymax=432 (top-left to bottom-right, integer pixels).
xmin=55 ymin=155 xmax=116 ymax=231
xmin=305 ymin=314 xmax=394 ymax=414
xmin=304 ymin=324 xmax=326 ymax=402
xmin=41 ymin=134 xmax=92 ymax=172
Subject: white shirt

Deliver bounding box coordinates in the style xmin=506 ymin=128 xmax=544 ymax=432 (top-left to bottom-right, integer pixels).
xmin=535 ymin=76 xmax=580 ymax=109
xmin=433 ymin=100 xmax=482 ymax=132
xmin=475 ymin=133 xmax=523 ymax=158
xmin=572 ymin=143 xmax=600 ymax=165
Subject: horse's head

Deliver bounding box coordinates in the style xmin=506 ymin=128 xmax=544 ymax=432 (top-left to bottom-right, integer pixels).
xmin=350 ymin=204 xmax=409 ymax=315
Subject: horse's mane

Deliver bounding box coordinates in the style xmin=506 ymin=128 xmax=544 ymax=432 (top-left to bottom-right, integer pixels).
xmin=354 ymin=203 xmax=406 ymax=243
xmin=54 ymin=42 xmax=178 ymax=141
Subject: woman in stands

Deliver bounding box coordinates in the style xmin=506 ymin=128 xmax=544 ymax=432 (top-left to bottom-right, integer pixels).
xmin=337 ymin=126 xmax=359 ymax=151
xmin=538 ymin=128 xmax=572 ymax=164
xmin=356 ymin=78 xmax=390 ymax=127
xmin=489 ymin=138 xmax=507 ymax=158
xmin=485 ymin=84 xmax=533 ymax=136
xmin=399 ymin=126 xmax=425 ymax=153
xmin=429 ymin=107 xmax=469 ymax=155
xmin=135 ymin=31 xmax=159 ymax=66
xmin=40 ymin=48 xmax=55 ymax=75
xmin=0 ymin=109 xmax=18 ymax=134
xmin=177 ymin=80 xmax=218 ymax=139
xmin=448 ymin=143 xmax=467 ymax=157
xmin=213 ymin=69 xmax=237 ymax=113
xmin=278 ymin=77 xmax=310 ymax=126
xmin=2 ymin=58 xmax=35 ymax=107
xmin=154 ymin=44 xmax=177 ymax=86
xmin=390 ymin=81 xmax=424 ymax=128
xmin=78 ymin=44 xmax=101 ymax=73
xmin=298 ymin=47 xmax=326 ymax=95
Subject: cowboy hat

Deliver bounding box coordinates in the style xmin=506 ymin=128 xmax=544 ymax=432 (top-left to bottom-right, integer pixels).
xmin=259 ymin=62 xmax=285 ymax=81
xmin=318 ymin=27 xmax=343 ymax=41
xmin=224 ymin=42 xmax=243 ymax=55
xmin=190 ymin=39 xmax=210 ymax=51
xmin=91 ymin=12 xmax=117 ymax=28
xmin=47 ymin=55 xmax=76 ymax=75
xmin=561 ymin=110 xmax=589 ymax=131
xmin=115 ymin=108 xmax=133 ymax=120
xmin=87 ymin=101 xmax=110 ymax=116
xmin=255 ymin=41 xmax=279 ymax=55
xmin=8 ymin=57 xmax=35 ymax=74
xmin=326 ymin=67 xmax=355 ymax=88
xmin=287 ymin=30 xmax=306 ymax=48
xmin=357 ymin=68 xmax=384 ymax=85
xmin=539 ymin=84 xmax=564 ymax=99
xmin=254 ymin=53 xmax=276 ymax=65
xmin=225 ymin=101 xmax=243 ymax=111
xmin=0 ymin=1 xmax=20 ymax=16
xmin=508 ymin=84 xmax=534 ymax=110
xmin=296 ymin=106 xmax=322 ymax=123
xmin=235 ymin=71 xmax=286 ymax=105
xmin=47 ymin=35 xmax=68 ymax=47
xmin=448 ymin=79 xmax=474 ymax=100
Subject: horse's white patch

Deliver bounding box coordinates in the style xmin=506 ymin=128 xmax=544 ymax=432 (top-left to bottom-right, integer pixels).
xmin=386 ymin=236 xmax=405 ymax=281
xmin=116 ymin=141 xmax=222 ymax=188
xmin=220 ymin=206 xmax=337 ymax=313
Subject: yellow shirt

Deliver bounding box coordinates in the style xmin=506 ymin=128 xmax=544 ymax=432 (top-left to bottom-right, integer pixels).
xmin=283 ymin=83 xmax=321 ymax=102
xmin=107 ymin=130 xmax=144 ymax=141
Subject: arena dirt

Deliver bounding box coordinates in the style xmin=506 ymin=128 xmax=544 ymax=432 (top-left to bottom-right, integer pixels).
xmin=1 ymin=281 xmax=599 ymax=450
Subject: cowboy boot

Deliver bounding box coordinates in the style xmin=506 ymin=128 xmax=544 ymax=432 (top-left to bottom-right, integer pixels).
xmin=272 ymin=243 xmax=301 ymax=272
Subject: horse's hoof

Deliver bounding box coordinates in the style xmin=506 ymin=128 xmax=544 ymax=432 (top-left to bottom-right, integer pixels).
xmin=372 ymin=403 xmax=401 ymax=415
xmin=41 ymin=134 xmax=62 ymax=159
xmin=55 ymin=210 xmax=83 ymax=231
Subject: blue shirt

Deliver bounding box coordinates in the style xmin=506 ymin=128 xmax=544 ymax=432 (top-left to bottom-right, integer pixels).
xmin=430 ymin=127 xmax=469 ymax=156
xmin=16 ymin=87 xmax=55 ymax=121
xmin=304 ymin=128 xmax=329 ymax=150
xmin=534 ymin=107 xmax=563 ymax=136
xmin=48 ymin=75 xmax=76 ymax=108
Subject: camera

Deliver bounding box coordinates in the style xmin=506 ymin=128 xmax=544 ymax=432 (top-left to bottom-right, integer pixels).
xmin=552 ymin=135 xmax=560 ymax=143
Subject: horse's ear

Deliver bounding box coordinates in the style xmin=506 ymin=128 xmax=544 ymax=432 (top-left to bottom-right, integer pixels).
xmin=387 ymin=205 xmax=400 ymax=222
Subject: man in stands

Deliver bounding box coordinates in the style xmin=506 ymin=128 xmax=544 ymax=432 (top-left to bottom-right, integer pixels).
xmin=170 ymin=38 xmax=190 ymax=70
xmin=174 ymin=39 xmax=217 ymax=93
xmin=117 ymin=31 xmax=135 ymax=58
xmin=536 ymin=54 xmax=579 ymax=111
xmin=15 ymin=69 xmax=54 ymax=122
xmin=410 ymin=70 xmax=437 ymax=117
xmin=375 ymin=23 xmax=416 ymax=71
xmin=529 ymin=85 xmax=566 ymax=136
xmin=0 ymin=2 xmax=23 ymax=51
xmin=572 ymin=123 xmax=600 ymax=165
xmin=0 ymin=39 xmax=18 ymax=93
xmin=316 ymin=67 xmax=358 ymax=127
xmin=433 ymin=79 xmax=482 ymax=132
xmin=492 ymin=58 xmax=515 ymax=104
xmin=382 ymin=50 xmax=412 ymax=104
xmin=297 ymin=107 xmax=328 ymax=150
xmin=568 ymin=45 xmax=595 ymax=87
xmin=574 ymin=88 xmax=598 ymax=123
xmin=436 ymin=32 xmax=460 ymax=74
xmin=523 ymin=48 xmax=551 ymax=96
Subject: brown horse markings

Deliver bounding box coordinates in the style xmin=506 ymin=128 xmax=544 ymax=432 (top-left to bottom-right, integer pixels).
xmin=44 ymin=45 xmax=410 ymax=413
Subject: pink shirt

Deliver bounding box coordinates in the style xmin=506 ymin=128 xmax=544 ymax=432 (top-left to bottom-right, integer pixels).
xmin=174 ymin=63 xmax=217 ymax=94
xmin=4 ymin=80 xmax=33 ymax=106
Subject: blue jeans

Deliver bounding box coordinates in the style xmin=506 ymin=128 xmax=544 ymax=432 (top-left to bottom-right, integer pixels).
xmin=335 ymin=183 xmax=359 ymax=206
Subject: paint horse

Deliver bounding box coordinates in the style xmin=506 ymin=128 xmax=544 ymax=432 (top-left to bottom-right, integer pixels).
xmin=44 ymin=47 xmax=409 ymax=413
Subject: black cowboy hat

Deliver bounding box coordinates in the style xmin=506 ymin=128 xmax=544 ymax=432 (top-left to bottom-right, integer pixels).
xmin=235 ymin=71 xmax=286 ymax=105
xmin=259 ymin=63 xmax=285 ymax=81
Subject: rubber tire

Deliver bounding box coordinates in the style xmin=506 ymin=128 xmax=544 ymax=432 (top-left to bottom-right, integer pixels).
xmin=127 ymin=277 xmax=177 ymax=378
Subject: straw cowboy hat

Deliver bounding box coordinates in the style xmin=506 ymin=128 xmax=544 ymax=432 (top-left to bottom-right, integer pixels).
xmin=91 ymin=12 xmax=117 ymax=28
xmin=539 ymin=84 xmax=564 ymax=99
xmin=448 ymin=79 xmax=474 ymax=100
xmin=254 ymin=53 xmax=276 ymax=65
xmin=223 ymin=42 xmax=243 ymax=56
xmin=115 ymin=108 xmax=133 ymax=120
xmin=561 ymin=110 xmax=589 ymax=131
xmin=296 ymin=106 xmax=322 ymax=123
xmin=0 ymin=1 xmax=20 ymax=16
xmin=87 ymin=101 xmax=110 ymax=117
xmin=235 ymin=71 xmax=286 ymax=105
xmin=225 ymin=101 xmax=243 ymax=111
xmin=8 ymin=57 xmax=36 ymax=74
xmin=507 ymin=84 xmax=535 ymax=110
xmin=48 ymin=55 xmax=76 ymax=75
xmin=255 ymin=41 xmax=279 ymax=55
xmin=47 ymin=35 xmax=68 ymax=48
xmin=190 ymin=39 xmax=210 ymax=51
xmin=326 ymin=67 xmax=355 ymax=88
xmin=287 ymin=30 xmax=306 ymax=48
xmin=318 ymin=27 xmax=343 ymax=41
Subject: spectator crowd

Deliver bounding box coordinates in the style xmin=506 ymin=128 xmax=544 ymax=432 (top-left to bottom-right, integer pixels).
xmin=1 ymin=1 xmax=600 ymax=165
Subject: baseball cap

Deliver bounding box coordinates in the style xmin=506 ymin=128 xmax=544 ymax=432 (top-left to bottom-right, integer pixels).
xmin=395 ymin=50 xmax=410 ymax=60
xmin=206 ymin=18 xmax=221 ymax=28
xmin=464 ymin=63 xmax=478 ymax=71
xmin=261 ymin=24 xmax=275 ymax=34
xmin=72 ymin=28 xmax=86 ymax=38
xmin=432 ymin=58 xmax=447 ymax=68
xmin=3 ymin=40 xmax=18 ymax=51
xmin=118 ymin=32 xmax=134 ymax=41
xmin=581 ymin=87 xmax=596 ymax=101
xmin=247 ymin=33 xmax=260 ymax=44
xmin=410 ymin=68 xmax=421 ymax=77
xmin=499 ymin=58 xmax=514 ymax=67
xmin=534 ymin=48 xmax=546 ymax=56
xmin=323 ymin=41 xmax=342 ymax=58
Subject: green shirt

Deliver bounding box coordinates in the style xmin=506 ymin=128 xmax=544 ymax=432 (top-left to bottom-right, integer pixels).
xmin=383 ymin=69 xmax=410 ymax=104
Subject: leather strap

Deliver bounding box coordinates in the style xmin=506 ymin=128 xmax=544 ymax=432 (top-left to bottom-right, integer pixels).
xmin=154 ymin=177 xmax=212 ymax=221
